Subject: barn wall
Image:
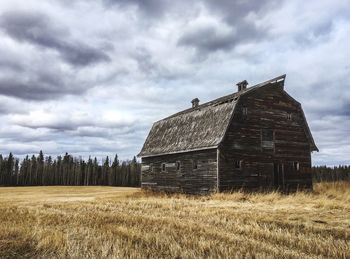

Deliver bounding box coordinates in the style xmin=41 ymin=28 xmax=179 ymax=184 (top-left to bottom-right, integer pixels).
xmin=219 ymin=83 xmax=312 ymax=191
xmin=141 ymin=149 xmax=217 ymax=194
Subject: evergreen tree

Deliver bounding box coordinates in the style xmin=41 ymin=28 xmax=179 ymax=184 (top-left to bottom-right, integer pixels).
xmin=0 ymin=152 xmax=142 ymax=187
xmin=0 ymin=154 xmax=3 ymax=185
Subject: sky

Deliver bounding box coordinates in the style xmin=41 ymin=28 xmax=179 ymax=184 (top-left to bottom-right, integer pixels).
xmin=0 ymin=0 xmax=349 ymax=165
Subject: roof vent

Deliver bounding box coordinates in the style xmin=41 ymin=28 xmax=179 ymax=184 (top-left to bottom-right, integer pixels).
xmin=191 ymin=98 xmax=200 ymax=108
xmin=236 ymin=80 xmax=248 ymax=91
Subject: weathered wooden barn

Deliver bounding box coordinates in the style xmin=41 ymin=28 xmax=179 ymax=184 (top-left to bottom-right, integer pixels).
xmin=138 ymin=75 xmax=318 ymax=194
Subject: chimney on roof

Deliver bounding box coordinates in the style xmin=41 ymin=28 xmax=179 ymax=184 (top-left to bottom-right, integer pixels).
xmin=236 ymin=80 xmax=248 ymax=92
xmin=191 ymin=98 xmax=200 ymax=108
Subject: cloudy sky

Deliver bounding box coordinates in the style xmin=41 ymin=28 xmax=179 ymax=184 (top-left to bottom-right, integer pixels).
xmin=0 ymin=0 xmax=349 ymax=165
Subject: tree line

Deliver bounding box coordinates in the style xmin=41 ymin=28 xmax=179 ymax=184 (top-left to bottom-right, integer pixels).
xmin=312 ymin=165 xmax=350 ymax=182
xmin=0 ymin=152 xmax=349 ymax=187
xmin=0 ymin=151 xmax=140 ymax=187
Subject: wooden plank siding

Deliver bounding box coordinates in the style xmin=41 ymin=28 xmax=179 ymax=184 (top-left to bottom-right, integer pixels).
xmin=141 ymin=149 xmax=218 ymax=194
xmin=218 ymin=83 xmax=313 ymax=191
xmin=139 ymin=75 xmax=316 ymax=194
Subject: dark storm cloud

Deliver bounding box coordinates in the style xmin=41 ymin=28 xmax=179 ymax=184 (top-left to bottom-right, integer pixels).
xmin=102 ymin=0 xmax=272 ymax=55
xmin=0 ymin=11 xmax=110 ymax=66
xmin=312 ymin=20 xmax=334 ymax=38
xmin=297 ymin=77 xmax=350 ymax=120
xmin=18 ymin=120 xmax=79 ymax=131
xmin=311 ymin=99 xmax=350 ymax=119
xmin=103 ymin=0 xmax=172 ymax=16
xmin=0 ymin=127 xmax=55 ymax=143
xmin=72 ymin=124 xmax=144 ymax=139
xmin=178 ymin=24 xmax=236 ymax=54
xmin=0 ymin=59 xmax=23 ymax=71
xmin=14 ymin=116 xmax=138 ymax=132
xmin=341 ymin=102 xmax=350 ymax=117
xmin=202 ymin=0 xmax=275 ymax=19
xmin=133 ymin=48 xmax=158 ymax=75
xmin=0 ymin=11 xmax=102 ymax=101
xmin=176 ymin=0 xmax=275 ymax=55
xmin=294 ymin=20 xmax=335 ymax=46
xmin=0 ymin=70 xmax=84 ymax=101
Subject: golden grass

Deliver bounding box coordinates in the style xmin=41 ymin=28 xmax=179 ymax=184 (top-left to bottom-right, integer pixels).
xmin=0 ymin=182 xmax=349 ymax=258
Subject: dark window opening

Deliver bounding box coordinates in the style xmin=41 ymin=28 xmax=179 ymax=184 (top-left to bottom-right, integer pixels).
xmin=262 ymin=129 xmax=274 ymax=141
xmin=293 ymin=162 xmax=300 ymax=171
xmin=261 ymin=129 xmax=274 ymax=150
xmin=287 ymin=113 xmax=292 ymax=120
xmin=234 ymin=160 xmax=242 ymax=169
xmin=193 ymin=160 xmax=198 ymax=170
xmin=161 ymin=163 xmax=166 ymax=172
xmin=176 ymin=161 xmax=181 ymax=171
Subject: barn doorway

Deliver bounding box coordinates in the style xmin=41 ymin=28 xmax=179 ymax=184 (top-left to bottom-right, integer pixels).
xmin=273 ymin=163 xmax=284 ymax=190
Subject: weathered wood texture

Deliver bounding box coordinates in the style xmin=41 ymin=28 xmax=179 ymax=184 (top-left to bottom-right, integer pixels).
xmin=138 ymin=100 xmax=235 ymax=157
xmin=139 ymin=75 xmax=316 ymax=194
xmin=141 ymin=149 xmax=217 ymax=194
xmin=218 ymin=82 xmax=313 ymax=191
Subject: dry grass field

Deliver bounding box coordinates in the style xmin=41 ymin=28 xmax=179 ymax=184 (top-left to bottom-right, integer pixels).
xmin=0 ymin=182 xmax=349 ymax=259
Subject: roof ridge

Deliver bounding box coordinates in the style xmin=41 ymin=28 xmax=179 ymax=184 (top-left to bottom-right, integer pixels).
xmin=160 ymin=92 xmax=237 ymax=121
xmin=139 ymin=74 xmax=287 ymax=157
xmin=157 ymin=74 xmax=286 ymax=122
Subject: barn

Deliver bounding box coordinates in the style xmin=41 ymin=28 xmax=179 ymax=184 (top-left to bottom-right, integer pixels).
xmin=138 ymin=75 xmax=318 ymax=194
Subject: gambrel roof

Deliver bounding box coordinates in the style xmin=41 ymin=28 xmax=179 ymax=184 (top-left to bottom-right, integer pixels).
xmin=138 ymin=75 xmax=318 ymax=157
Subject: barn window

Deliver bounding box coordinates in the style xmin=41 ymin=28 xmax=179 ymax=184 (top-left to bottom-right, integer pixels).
xmin=293 ymin=162 xmax=300 ymax=171
xmin=176 ymin=161 xmax=181 ymax=171
xmin=242 ymin=107 xmax=248 ymax=116
xmin=261 ymin=129 xmax=274 ymax=150
xmin=141 ymin=164 xmax=150 ymax=172
xmin=233 ymin=160 xmax=242 ymax=169
xmin=192 ymin=160 xmax=198 ymax=170
xmin=161 ymin=163 xmax=166 ymax=172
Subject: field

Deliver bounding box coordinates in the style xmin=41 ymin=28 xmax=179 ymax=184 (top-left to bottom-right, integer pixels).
xmin=0 ymin=183 xmax=349 ymax=258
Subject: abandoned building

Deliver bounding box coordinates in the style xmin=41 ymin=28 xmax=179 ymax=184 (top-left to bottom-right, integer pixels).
xmin=138 ymin=75 xmax=318 ymax=194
